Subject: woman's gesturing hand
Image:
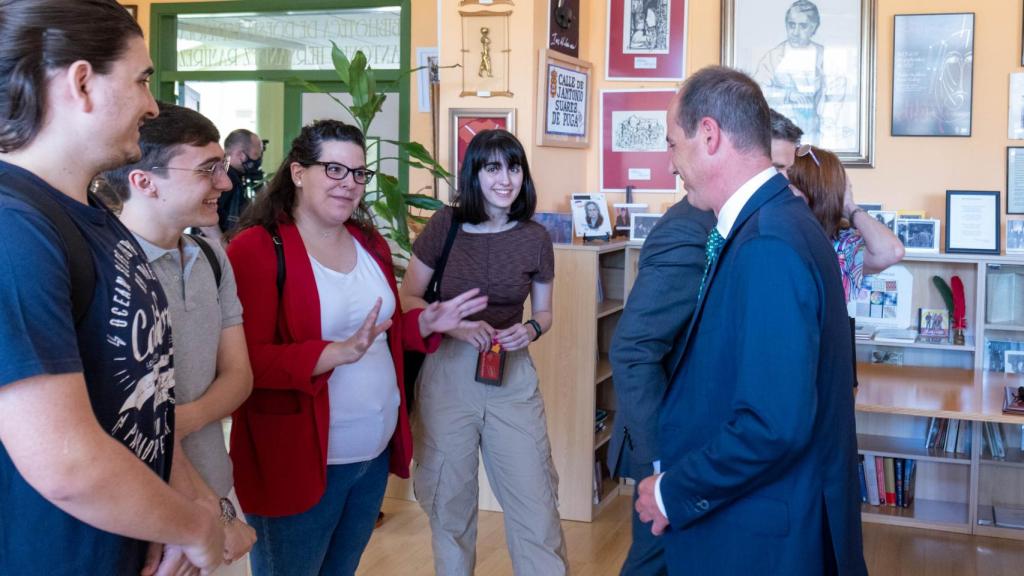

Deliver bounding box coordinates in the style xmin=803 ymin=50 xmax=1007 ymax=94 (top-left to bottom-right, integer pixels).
xmin=333 ymin=298 xmax=392 ymax=366
xmin=418 ymin=288 xmax=489 ymax=337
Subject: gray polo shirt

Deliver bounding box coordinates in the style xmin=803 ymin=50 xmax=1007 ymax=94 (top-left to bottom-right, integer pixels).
xmin=134 ymin=233 xmax=244 ymax=497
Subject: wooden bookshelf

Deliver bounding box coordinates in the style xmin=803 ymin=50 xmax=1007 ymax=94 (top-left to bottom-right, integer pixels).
xmin=857 ymin=433 xmax=971 ymax=465
xmin=861 ymin=499 xmax=970 ymax=533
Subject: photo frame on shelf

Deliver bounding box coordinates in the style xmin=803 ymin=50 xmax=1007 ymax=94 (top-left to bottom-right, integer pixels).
xmin=1007 ymin=220 xmax=1024 ymax=254
xmin=892 ymin=13 xmax=974 ymax=137
xmin=895 ymin=218 xmax=940 ymax=254
xmin=548 ymin=0 xmax=580 ymax=57
xmin=867 ymin=210 xmax=896 ymax=233
xmin=536 ymin=49 xmax=591 ymax=148
xmin=606 ymin=0 xmax=687 ymax=81
xmin=630 ymin=213 xmax=663 ymax=243
xmin=449 ymin=108 xmax=516 ymax=189
xmin=600 ymin=89 xmax=677 ymax=193
xmin=460 ymin=9 xmax=512 ymax=97
xmin=945 ymin=190 xmax=1000 ymax=254
xmin=722 ymin=0 xmax=875 ymax=166
xmin=613 ymin=202 xmax=648 ymax=233
xmin=533 ymin=212 xmax=573 ymax=244
xmin=1007 ymin=147 xmax=1024 ymax=214
xmin=571 ymin=193 xmax=612 ymax=238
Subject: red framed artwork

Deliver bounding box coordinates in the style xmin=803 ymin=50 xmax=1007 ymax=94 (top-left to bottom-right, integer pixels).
xmin=600 ymin=89 xmax=677 ymax=193
xmin=606 ymin=0 xmax=687 ymax=81
xmin=450 ymin=108 xmax=516 ymax=188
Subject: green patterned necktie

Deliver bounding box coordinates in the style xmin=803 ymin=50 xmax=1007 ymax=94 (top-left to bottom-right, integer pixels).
xmin=698 ymin=228 xmax=725 ymax=301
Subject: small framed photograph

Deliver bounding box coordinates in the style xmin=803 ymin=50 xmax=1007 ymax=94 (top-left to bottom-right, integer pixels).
xmin=533 ymin=212 xmax=574 ymax=244
xmin=859 ymin=203 xmax=883 ymax=212
xmin=536 ymin=49 xmax=591 ymax=148
xmin=897 ymin=210 xmax=926 ymax=219
xmin=606 ymin=0 xmax=687 ymax=81
xmin=945 ymin=190 xmax=1000 ymax=254
xmin=1008 ymin=220 xmax=1024 ymax=254
xmin=612 ymin=202 xmax=648 ymax=232
xmin=892 ymin=13 xmax=974 ymax=137
xmin=896 ymin=218 xmax=940 ymax=253
xmin=449 ymin=108 xmax=515 ymax=189
xmin=867 ymin=210 xmax=897 ymax=232
xmin=1007 ymin=147 xmax=1024 ymax=214
xmin=918 ymin=308 xmax=950 ymax=339
xmin=629 ymin=213 xmax=663 ymax=243
xmin=600 ymin=89 xmax=677 ymax=193
xmin=1004 ymin=350 xmax=1024 ymax=374
xmin=571 ymin=193 xmax=612 ymax=237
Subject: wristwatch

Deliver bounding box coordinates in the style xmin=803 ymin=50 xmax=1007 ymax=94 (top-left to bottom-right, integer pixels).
xmin=219 ymin=497 xmax=237 ymax=525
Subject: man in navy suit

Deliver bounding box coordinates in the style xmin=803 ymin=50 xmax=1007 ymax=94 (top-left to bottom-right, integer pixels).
xmin=634 ymin=66 xmax=866 ymax=575
xmin=608 ymin=197 xmax=714 ymax=576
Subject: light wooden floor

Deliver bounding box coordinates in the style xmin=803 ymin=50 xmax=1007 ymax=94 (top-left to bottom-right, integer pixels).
xmin=358 ymin=496 xmax=1024 ymax=575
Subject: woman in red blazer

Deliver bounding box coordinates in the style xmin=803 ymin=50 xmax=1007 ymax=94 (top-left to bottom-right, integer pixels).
xmin=226 ymin=120 xmax=485 ymax=576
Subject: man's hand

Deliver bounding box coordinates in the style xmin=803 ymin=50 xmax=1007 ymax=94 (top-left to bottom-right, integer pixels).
xmin=636 ymin=474 xmax=670 ymax=536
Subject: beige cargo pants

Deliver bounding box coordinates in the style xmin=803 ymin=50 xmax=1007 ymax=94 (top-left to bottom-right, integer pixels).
xmin=413 ymin=338 xmax=568 ymax=576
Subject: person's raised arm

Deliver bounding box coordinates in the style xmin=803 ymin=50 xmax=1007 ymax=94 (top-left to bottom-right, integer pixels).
xmin=844 ymin=180 xmax=904 ymax=274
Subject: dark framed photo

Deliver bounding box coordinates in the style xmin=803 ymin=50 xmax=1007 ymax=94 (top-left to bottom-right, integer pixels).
xmin=895 ymin=218 xmax=940 ymax=253
xmin=606 ymin=0 xmax=687 ymax=81
xmin=722 ymin=0 xmax=876 ymax=166
xmin=449 ymin=108 xmax=515 ymax=190
xmin=945 ymin=190 xmax=1000 ymax=254
xmin=892 ymin=13 xmax=974 ymax=137
xmin=1008 ymin=147 xmax=1024 ymax=214
xmin=629 ymin=212 xmax=663 ymax=243
xmin=600 ymin=89 xmax=677 ymax=192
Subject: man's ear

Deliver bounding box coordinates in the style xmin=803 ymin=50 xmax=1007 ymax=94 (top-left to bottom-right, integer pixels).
xmin=128 ymin=169 xmax=159 ymax=199
xmin=62 ymin=60 xmax=96 ymax=113
xmin=700 ymin=117 xmax=723 ymax=155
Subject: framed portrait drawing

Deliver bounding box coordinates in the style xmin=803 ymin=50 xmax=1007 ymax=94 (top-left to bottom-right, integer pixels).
xmin=945 ymin=190 xmax=999 ymax=255
xmin=460 ymin=9 xmax=512 ymax=97
xmin=548 ymin=0 xmax=580 ymax=57
xmin=449 ymin=108 xmax=516 ymax=189
xmin=571 ymin=193 xmax=612 ymax=237
xmin=892 ymin=13 xmax=974 ymax=137
xmin=600 ymin=89 xmax=677 ymax=193
xmin=537 ymin=50 xmax=591 ymax=148
xmin=606 ymin=0 xmax=687 ymax=81
xmin=722 ymin=0 xmax=875 ymax=166
xmin=1007 ymin=147 xmax=1024 ymax=214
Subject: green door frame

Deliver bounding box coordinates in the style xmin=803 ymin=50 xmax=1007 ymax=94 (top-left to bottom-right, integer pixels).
xmin=149 ymin=0 xmax=411 ymax=186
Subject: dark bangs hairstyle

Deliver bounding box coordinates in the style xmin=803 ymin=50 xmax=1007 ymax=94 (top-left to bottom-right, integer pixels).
xmin=233 ymin=119 xmax=373 ymax=237
xmin=786 ymin=144 xmax=847 ymax=239
xmin=453 ymin=129 xmax=537 ymax=224
xmin=99 ymin=101 xmax=220 ymax=209
xmin=0 ymin=0 xmax=143 ymax=152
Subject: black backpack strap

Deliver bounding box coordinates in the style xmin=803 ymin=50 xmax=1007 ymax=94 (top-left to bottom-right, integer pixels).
xmin=0 ymin=187 xmax=95 ymax=325
xmin=424 ymin=213 xmax=460 ymax=303
xmin=186 ymin=233 xmax=222 ymax=289
xmin=264 ymin=223 xmax=286 ymax=298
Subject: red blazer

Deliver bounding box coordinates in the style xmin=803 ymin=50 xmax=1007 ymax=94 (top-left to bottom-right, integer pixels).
xmin=226 ymin=220 xmax=440 ymax=517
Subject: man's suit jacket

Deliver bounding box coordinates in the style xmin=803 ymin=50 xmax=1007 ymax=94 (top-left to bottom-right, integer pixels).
xmin=658 ymin=173 xmax=867 ymax=575
xmin=608 ymin=198 xmax=716 ymax=480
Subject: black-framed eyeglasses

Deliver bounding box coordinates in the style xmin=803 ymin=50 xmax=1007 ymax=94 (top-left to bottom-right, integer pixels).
xmin=304 ymin=161 xmax=375 ymax=185
xmin=796 ymin=144 xmax=821 ymax=167
xmin=150 ymin=158 xmax=231 ymax=181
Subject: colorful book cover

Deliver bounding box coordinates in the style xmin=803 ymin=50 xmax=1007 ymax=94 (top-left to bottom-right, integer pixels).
xmin=883 ymin=457 xmax=896 ymax=506
xmin=874 ymin=456 xmax=887 ymax=505
xmin=902 ymin=459 xmax=917 ymax=508
xmin=894 ymin=458 xmax=905 ymax=508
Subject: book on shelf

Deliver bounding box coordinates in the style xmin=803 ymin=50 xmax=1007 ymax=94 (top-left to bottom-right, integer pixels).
xmin=874 ymin=456 xmax=886 ymax=506
xmin=984 ymin=422 xmax=1007 ymax=460
xmin=955 ymin=421 xmax=972 ymax=455
xmin=894 ymin=458 xmax=905 ymax=508
xmin=993 ymin=504 xmax=1024 ymax=529
xmin=862 ymin=454 xmax=881 ymax=506
xmin=883 ymin=457 xmax=896 ymax=506
xmin=593 ymin=461 xmax=602 ymax=504
xmin=1004 ymin=386 xmax=1024 ymax=415
xmin=863 ymin=457 xmax=916 ymax=508
xmin=902 ymin=459 xmax=916 ymax=509
xmin=873 ymin=328 xmax=918 ymax=344
xmin=858 ymin=455 xmax=867 ymax=504
xmin=924 ymin=418 xmax=970 ymax=455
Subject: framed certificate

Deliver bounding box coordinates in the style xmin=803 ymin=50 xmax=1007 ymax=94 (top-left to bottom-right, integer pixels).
xmin=945 ymin=190 xmax=1000 ymax=254
xmin=1007 ymin=147 xmax=1024 ymax=214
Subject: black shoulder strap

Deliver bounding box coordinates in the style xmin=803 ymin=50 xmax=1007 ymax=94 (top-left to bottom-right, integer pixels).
xmin=424 ymin=213 xmax=460 ymax=303
xmin=186 ymin=233 xmax=221 ymax=289
xmin=1 ymin=187 xmax=95 ymax=325
xmin=264 ymin=223 xmax=286 ymax=298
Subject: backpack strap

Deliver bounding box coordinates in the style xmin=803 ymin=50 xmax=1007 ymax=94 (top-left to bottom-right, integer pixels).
xmin=185 ymin=233 xmax=222 ymax=289
xmin=263 ymin=223 xmax=286 ymax=298
xmin=424 ymin=213 xmax=460 ymax=303
xmin=0 ymin=188 xmax=95 ymax=325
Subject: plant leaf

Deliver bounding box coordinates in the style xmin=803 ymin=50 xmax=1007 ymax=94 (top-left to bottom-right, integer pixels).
xmin=406 ymin=194 xmax=444 ymax=211
xmin=330 ymin=41 xmax=350 ymax=85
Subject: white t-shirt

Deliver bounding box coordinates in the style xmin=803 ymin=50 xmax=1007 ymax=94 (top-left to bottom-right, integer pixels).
xmin=311 ymin=240 xmax=399 ymax=465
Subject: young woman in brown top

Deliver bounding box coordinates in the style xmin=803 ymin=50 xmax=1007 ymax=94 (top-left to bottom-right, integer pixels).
xmin=400 ymin=129 xmax=568 ymax=575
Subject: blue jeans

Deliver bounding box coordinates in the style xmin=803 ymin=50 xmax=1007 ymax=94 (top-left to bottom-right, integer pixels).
xmin=246 ymin=449 xmax=389 ymax=576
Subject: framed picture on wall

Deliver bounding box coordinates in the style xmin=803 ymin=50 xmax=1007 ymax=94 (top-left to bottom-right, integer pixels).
xmin=537 ymin=49 xmax=591 ymax=148
xmin=459 ymin=9 xmax=512 ymax=97
xmin=722 ymin=0 xmax=875 ymax=166
xmin=945 ymin=190 xmax=1000 ymax=254
xmin=1008 ymin=147 xmax=1024 ymax=214
xmin=1009 ymin=73 xmax=1024 ymax=139
xmin=606 ymin=0 xmax=687 ymax=81
xmin=892 ymin=13 xmax=974 ymax=137
xmin=548 ymin=0 xmax=580 ymax=57
xmin=600 ymin=89 xmax=677 ymax=193
xmin=449 ymin=108 xmax=516 ymax=188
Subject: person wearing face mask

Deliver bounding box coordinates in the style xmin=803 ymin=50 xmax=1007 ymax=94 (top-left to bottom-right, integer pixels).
xmin=214 ymin=129 xmax=265 ymax=240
